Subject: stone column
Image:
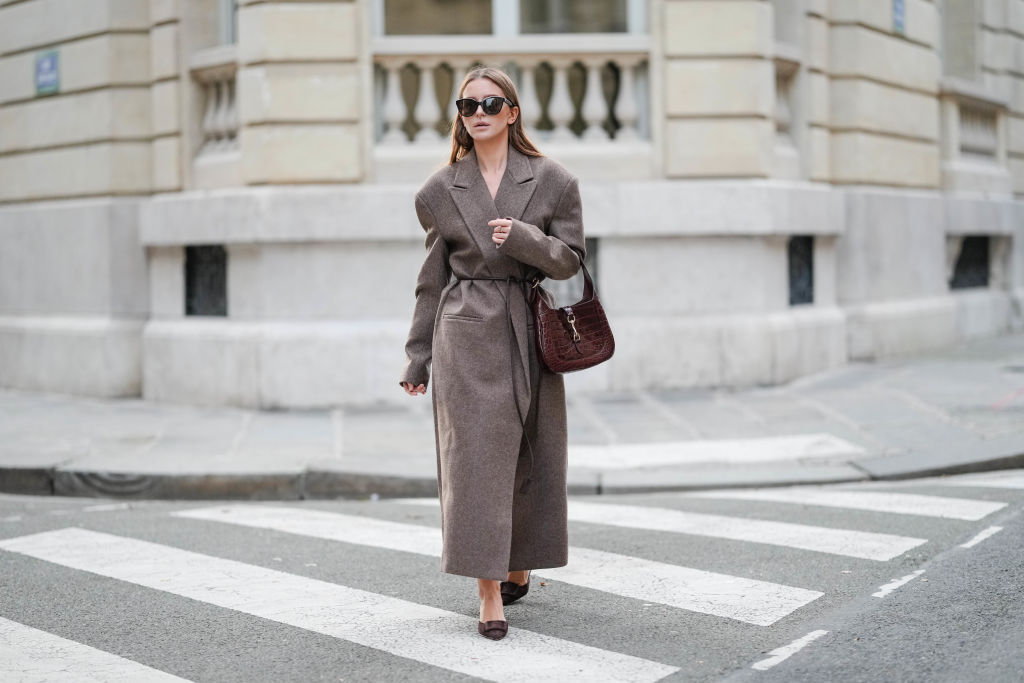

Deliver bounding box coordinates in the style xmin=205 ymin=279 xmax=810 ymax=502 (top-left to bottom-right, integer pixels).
xmin=659 ymin=0 xmax=774 ymax=177
xmin=237 ymin=0 xmax=366 ymax=183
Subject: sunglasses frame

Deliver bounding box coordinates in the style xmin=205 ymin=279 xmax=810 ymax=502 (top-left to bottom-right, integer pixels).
xmin=455 ymin=96 xmax=516 ymax=117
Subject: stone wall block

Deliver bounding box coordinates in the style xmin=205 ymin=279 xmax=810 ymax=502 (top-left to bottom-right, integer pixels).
xmin=150 ymin=22 xmax=179 ymax=81
xmin=239 ymin=124 xmax=362 ymax=183
xmin=831 ymin=132 xmax=940 ymax=187
xmin=0 ymin=0 xmax=149 ymax=55
xmin=663 ymin=0 xmax=772 ymax=57
xmin=830 ymin=25 xmax=940 ymax=93
xmin=152 ymin=136 xmax=181 ymax=191
xmin=830 ymin=79 xmax=939 ymax=140
xmin=0 ymin=35 xmax=150 ymax=105
xmin=0 ymin=89 xmax=148 ymax=153
xmin=238 ymin=63 xmax=361 ymax=124
xmin=665 ymin=118 xmax=774 ymax=177
xmin=829 ymin=0 xmax=937 ymax=47
xmin=238 ymin=2 xmax=359 ymax=64
xmin=151 ymin=80 xmax=180 ymax=136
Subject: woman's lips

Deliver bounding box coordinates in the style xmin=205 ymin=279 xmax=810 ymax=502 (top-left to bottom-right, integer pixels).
xmin=474 ymin=122 xmax=489 ymax=129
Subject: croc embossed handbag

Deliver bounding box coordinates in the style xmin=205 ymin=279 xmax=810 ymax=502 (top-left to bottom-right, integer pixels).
xmin=531 ymin=261 xmax=614 ymax=373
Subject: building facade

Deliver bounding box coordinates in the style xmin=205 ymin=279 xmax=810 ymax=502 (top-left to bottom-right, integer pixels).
xmin=1 ymin=0 xmax=1022 ymax=408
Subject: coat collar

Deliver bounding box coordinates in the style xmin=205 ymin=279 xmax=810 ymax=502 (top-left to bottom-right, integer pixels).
xmin=450 ymin=145 xmax=537 ymax=221
xmin=451 ymin=145 xmax=535 ymax=189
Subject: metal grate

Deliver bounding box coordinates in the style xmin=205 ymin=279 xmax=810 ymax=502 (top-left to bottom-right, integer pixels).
xmin=950 ymin=236 xmax=990 ymax=289
xmin=185 ymin=245 xmax=228 ymax=316
xmin=788 ymin=236 xmax=814 ymax=306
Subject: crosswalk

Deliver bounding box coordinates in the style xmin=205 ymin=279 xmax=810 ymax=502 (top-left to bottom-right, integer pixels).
xmin=2 ymin=470 xmax=1022 ymax=682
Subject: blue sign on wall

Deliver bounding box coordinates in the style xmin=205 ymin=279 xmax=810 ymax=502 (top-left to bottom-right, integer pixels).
xmin=35 ymin=50 xmax=59 ymax=95
xmin=893 ymin=0 xmax=905 ymax=35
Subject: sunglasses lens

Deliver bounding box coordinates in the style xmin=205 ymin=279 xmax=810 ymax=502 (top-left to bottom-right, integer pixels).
xmin=456 ymin=99 xmax=477 ymax=116
xmin=482 ymin=97 xmax=505 ymax=115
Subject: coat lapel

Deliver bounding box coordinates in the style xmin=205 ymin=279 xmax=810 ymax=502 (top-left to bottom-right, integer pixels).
xmin=493 ymin=147 xmax=537 ymax=222
xmin=448 ymin=149 xmax=502 ymax=275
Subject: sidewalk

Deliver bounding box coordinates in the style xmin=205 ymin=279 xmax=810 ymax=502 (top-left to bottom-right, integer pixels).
xmin=2 ymin=333 xmax=1023 ymax=500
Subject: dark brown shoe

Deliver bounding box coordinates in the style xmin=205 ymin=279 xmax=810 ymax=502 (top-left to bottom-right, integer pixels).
xmin=477 ymin=620 xmax=508 ymax=640
xmin=500 ymin=570 xmax=531 ymax=606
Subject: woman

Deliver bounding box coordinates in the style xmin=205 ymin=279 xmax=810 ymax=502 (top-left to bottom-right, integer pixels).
xmin=399 ymin=66 xmax=585 ymax=641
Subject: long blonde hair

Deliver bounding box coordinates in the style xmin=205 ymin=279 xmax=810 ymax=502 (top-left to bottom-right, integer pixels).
xmin=449 ymin=66 xmax=543 ymax=165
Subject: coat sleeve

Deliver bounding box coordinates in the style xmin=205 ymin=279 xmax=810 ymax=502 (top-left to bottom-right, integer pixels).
xmin=399 ymin=193 xmax=450 ymax=388
xmin=497 ymin=176 xmax=585 ymax=280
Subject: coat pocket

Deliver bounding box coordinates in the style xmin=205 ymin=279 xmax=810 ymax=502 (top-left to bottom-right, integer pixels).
xmin=441 ymin=313 xmax=484 ymax=323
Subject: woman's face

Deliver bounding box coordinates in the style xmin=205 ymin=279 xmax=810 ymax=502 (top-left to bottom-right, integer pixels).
xmin=460 ymin=77 xmax=518 ymax=144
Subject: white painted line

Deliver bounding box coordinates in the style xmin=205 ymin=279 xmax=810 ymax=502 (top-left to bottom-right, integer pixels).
xmin=568 ymin=434 xmax=865 ymax=470
xmin=564 ymin=500 xmax=926 ymax=562
xmin=0 ymin=528 xmax=677 ymax=683
xmin=687 ymin=488 xmax=1006 ymax=521
xmin=929 ymin=473 xmax=1024 ymax=490
xmin=82 ymin=503 xmax=134 ymax=513
xmin=175 ymin=505 xmax=823 ymax=626
xmin=872 ymin=570 xmax=925 ymax=598
xmin=960 ymin=526 xmax=1004 ymax=548
xmin=0 ymin=615 xmax=191 ymax=682
xmin=750 ymin=629 xmax=829 ymax=671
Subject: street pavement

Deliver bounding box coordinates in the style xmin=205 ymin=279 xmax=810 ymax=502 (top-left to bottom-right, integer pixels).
xmin=1 ymin=332 xmax=1023 ymax=499
xmin=2 ymin=470 xmax=1023 ymax=681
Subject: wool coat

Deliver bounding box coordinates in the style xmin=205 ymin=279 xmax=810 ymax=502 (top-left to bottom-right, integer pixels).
xmin=400 ymin=145 xmax=585 ymax=581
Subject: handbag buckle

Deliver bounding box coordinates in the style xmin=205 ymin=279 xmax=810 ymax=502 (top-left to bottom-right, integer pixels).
xmin=566 ymin=312 xmax=581 ymax=342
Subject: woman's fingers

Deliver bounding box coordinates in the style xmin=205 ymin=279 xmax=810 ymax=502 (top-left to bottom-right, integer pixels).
xmin=401 ymin=382 xmax=425 ymax=395
xmin=491 ymin=221 xmax=511 ymax=246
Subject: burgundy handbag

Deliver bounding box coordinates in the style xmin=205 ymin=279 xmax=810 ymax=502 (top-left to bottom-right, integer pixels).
xmin=532 ymin=261 xmax=614 ymax=373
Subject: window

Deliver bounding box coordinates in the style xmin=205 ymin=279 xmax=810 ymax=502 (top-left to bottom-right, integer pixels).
xmin=185 ymin=246 xmax=228 ymax=316
xmin=520 ymin=0 xmax=626 ymax=34
xmin=377 ymin=0 xmax=643 ymax=35
xmin=787 ymin=236 xmax=814 ymax=306
xmin=949 ymin=236 xmax=990 ymax=289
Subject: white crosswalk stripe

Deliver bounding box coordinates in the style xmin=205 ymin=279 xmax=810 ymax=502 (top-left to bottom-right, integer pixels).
xmin=0 ymin=616 xmax=192 ymax=682
xmin=921 ymin=471 xmax=1024 ymax=490
xmin=685 ymin=487 xmax=1006 ymax=520
xmin=396 ymin=498 xmax=926 ymax=562
xmin=0 ymin=528 xmax=678 ymax=683
xmin=174 ymin=505 xmax=823 ymax=626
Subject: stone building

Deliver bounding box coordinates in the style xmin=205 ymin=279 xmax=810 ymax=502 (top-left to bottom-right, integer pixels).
xmin=1 ymin=0 xmax=1022 ymax=408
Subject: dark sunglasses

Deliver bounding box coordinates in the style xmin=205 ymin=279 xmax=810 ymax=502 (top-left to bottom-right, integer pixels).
xmin=455 ymin=96 xmax=515 ymax=117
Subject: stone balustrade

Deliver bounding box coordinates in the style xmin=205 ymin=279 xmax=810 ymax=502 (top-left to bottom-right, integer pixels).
xmin=372 ymin=35 xmax=650 ymax=151
xmin=190 ymin=45 xmax=240 ymax=156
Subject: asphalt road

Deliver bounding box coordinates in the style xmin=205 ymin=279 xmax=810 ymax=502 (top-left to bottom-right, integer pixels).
xmin=2 ymin=470 xmax=1023 ymax=682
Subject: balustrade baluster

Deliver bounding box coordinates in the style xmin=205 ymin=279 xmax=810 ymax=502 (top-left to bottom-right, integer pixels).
xmin=213 ymin=80 xmax=229 ymax=148
xmin=518 ymin=60 xmax=542 ymax=136
xmin=615 ymin=59 xmax=639 ymax=140
xmin=226 ymin=79 xmax=239 ymax=143
xmin=581 ymin=59 xmax=609 ymax=141
xmin=382 ymin=60 xmax=408 ymax=144
xmin=447 ymin=60 xmax=470 ymax=127
xmin=414 ymin=62 xmax=443 ymax=144
xmin=548 ymin=60 xmax=574 ymax=141
xmin=201 ymin=82 xmax=217 ymax=151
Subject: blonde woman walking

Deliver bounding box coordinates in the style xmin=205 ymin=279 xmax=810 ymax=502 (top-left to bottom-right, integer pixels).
xmin=400 ymin=66 xmax=585 ymax=640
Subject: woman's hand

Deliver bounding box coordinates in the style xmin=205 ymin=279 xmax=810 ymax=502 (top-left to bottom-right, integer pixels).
xmin=401 ymin=382 xmax=426 ymax=396
xmin=489 ymin=218 xmax=513 ymax=247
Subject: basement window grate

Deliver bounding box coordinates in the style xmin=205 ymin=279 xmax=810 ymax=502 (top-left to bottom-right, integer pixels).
xmin=185 ymin=245 xmax=227 ymax=316
xmin=950 ymin=236 xmax=990 ymax=290
xmin=788 ymin=235 xmax=814 ymax=306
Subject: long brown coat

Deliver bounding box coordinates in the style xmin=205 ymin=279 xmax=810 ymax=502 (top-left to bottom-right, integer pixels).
xmin=400 ymin=145 xmax=585 ymax=581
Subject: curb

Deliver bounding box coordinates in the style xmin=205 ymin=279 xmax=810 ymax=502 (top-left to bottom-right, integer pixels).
xmin=2 ymin=449 xmax=1023 ymax=500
